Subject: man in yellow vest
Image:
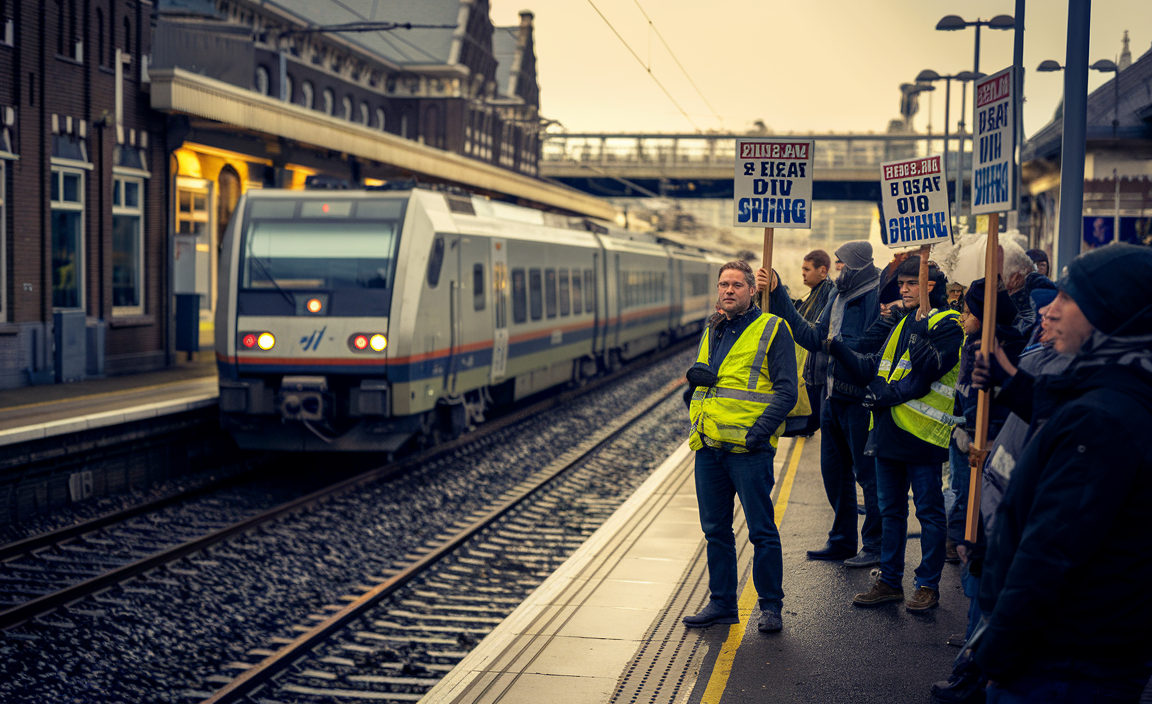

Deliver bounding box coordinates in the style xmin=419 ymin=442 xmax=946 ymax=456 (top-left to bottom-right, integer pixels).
xmin=684 ymin=261 xmax=797 ymax=633
xmin=824 ymin=256 xmax=963 ymax=611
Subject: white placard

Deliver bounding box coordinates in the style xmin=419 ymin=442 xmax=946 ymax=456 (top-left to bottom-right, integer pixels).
xmin=972 ymin=67 xmax=1016 ymax=214
xmin=880 ymin=154 xmax=952 ymax=248
xmin=733 ymin=138 xmax=813 ymax=229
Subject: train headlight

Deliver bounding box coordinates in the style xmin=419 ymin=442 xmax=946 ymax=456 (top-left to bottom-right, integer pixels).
xmin=369 ymin=334 xmax=387 ymax=352
xmin=306 ymin=298 xmax=323 ymax=313
xmin=352 ymin=334 xmax=369 ymax=350
xmin=242 ymin=333 xmax=257 ymax=348
xmin=257 ymin=332 xmax=276 ymax=350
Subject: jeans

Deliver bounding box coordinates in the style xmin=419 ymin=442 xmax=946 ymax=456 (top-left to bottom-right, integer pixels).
xmin=962 ymin=568 xmax=981 ymax=641
xmin=694 ymin=447 xmax=784 ymax=612
xmin=986 ymin=671 xmax=1149 ymax=704
xmin=875 ymin=458 xmax=947 ymax=591
xmin=820 ymin=398 xmax=881 ymax=552
xmin=947 ymin=440 xmax=971 ymax=544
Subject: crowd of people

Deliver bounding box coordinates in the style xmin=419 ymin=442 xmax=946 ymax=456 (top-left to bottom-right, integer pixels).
xmin=683 ymin=237 xmax=1152 ymax=703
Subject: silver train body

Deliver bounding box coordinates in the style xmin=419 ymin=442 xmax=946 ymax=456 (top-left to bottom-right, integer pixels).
xmin=216 ymin=189 xmax=727 ymax=451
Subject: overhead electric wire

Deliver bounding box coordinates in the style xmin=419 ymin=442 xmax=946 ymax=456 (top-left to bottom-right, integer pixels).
xmin=630 ymin=0 xmax=726 ymax=130
xmin=584 ymin=0 xmax=701 ymax=132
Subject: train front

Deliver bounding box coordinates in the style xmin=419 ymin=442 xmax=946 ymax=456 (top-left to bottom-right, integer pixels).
xmin=215 ymin=191 xmax=413 ymax=452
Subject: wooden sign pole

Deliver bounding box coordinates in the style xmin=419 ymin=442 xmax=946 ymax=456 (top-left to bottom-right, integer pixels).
xmin=759 ymin=226 xmax=774 ymax=308
xmin=916 ymin=244 xmax=931 ymax=319
xmin=966 ymin=212 xmax=1000 ymax=542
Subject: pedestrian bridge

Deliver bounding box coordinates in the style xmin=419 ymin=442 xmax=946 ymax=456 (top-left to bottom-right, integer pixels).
xmin=541 ymin=132 xmax=974 ymax=201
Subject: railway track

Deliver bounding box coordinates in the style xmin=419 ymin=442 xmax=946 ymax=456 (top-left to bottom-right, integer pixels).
xmin=0 ymin=342 xmax=692 ymax=635
xmin=195 ymin=376 xmax=687 ymax=703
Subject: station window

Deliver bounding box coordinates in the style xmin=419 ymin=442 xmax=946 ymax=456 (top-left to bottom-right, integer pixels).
xmin=322 ymin=88 xmax=334 ymax=116
xmin=472 ymin=263 xmax=485 ymax=311
xmin=0 ymin=161 xmax=5 ymax=318
xmin=255 ymin=66 xmax=269 ymax=96
xmin=376 ymin=108 xmax=386 ymax=131
xmin=558 ymin=269 xmax=570 ymax=316
xmin=511 ymin=267 xmax=526 ymax=324
xmin=50 ymin=167 xmax=84 ymax=309
xmin=544 ymin=268 xmax=557 ymax=318
xmin=493 ymin=262 xmax=508 ymax=328
xmin=528 ymin=268 xmax=542 ymax=321
xmin=301 ymin=81 xmax=314 ymax=109
xmin=426 ymin=237 xmax=445 ymax=288
xmin=571 ymin=271 xmax=582 ymax=315
xmin=112 ymin=175 xmax=144 ymax=314
xmin=341 ymin=95 xmax=352 ymax=121
xmin=584 ymin=268 xmax=596 ymax=313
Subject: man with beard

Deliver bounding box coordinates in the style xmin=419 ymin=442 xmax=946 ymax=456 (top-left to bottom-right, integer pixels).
xmin=757 ymin=241 xmax=883 ymax=567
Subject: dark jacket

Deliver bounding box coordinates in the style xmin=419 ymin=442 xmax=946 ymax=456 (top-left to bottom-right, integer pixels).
xmin=769 ymin=270 xmax=879 ymax=401
xmin=974 ymin=361 xmax=1152 ymax=681
xmin=829 ymin=306 xmax=964 ymax=464
xmin=1009 ymin=273 xmax=1058 ymax=339
xmin=795 ymin=278 xmax=835 ymax=387
xmin=954 ymin=326 xmax=1026 ymax=436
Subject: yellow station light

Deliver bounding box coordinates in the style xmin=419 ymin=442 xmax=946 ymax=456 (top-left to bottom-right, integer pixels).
xmin=257 ymin=332 xmax=276 ymax=350
xmin=369 ymin=334 xmax=387 ymax=352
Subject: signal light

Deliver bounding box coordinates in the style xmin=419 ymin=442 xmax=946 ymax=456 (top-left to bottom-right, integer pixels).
xmin=348 ymin=333 xmax=387 ymax=353
xmin=369 ymin=334 xmax=387 ymax=352
xmin=306 ymin=298 xmax=323 ymax=313
xmin=353 ymin=335 xmax=369 ymax=350
xmin=242 ymin=333 xmax=257 ymax=348
xmin=257 ymin=332 xmax=276 ymax=350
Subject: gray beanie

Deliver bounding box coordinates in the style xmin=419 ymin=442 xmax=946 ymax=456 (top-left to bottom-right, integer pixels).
xmin=835 ymin=241 xmax=874 ymax=271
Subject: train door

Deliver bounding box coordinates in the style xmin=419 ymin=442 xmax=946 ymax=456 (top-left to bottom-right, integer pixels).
xmin=613 ymin=253 xmax=622 ymax=348
xmin=451 ymin=235 xmax=490 ymax=392
xmin=490 ymin=239 xmax=509 ymax=383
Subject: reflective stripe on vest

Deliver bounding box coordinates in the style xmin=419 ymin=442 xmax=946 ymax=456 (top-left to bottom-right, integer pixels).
xmin=876 ymin=308 xmax=962 ymax=448
xmin=688 ymin=312 xmax=785 ymax=451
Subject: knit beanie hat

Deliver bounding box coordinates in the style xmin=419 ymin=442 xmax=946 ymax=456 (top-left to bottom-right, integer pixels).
xmin=965 ymin=278 xmax=1018 ymax=326
xmin=835 ymin=241 xmax=873 ymax=271
xmin=1059 ymin=244 xmax=1152 ymax=335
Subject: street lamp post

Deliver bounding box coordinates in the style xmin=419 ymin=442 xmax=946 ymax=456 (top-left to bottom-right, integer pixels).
xmin=937 ymin=14 xmax=1014 ymax=231
xmin=916 ymin=69 xmax=982 ymax=232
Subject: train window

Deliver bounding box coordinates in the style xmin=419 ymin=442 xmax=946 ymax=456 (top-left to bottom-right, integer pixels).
xmin=544 ymin=268 xmax=557 ymax=318
xmin=473 ymin=263 xmax=485 ymax=311
xmin=571 ymin=271 xmax=582 ymax=315
xmin=529 ymin=268 xmax=542 ymax=320
xmin=558 ymin=270 xmax=570 ymax=316
xmin=584 ymin=269 xmax=595 ymax=312
xmin=427 ymin=237 xmax=445 ymax=288
xmin=511 ymin=268 xmax=527 ymax=323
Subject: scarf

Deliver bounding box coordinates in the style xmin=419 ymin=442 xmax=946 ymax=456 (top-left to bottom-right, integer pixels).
xmin=1071 ymin=330 xmax=1152 ymax=375
xmin=829 ymin=265 xmax=880 ymax=339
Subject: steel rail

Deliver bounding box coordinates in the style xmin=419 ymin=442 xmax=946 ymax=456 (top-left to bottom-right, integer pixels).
xmin=0 ymin=341 xmax=692 ymax=632
xmin=202 ymin=375 xmax=686 ymax=704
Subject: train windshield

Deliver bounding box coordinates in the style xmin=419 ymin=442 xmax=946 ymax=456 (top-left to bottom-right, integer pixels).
xmin=241 ymin=199 xmax=404 ymax=290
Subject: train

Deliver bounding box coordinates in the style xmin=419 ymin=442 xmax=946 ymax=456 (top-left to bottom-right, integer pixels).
xmin=215 ymin=187 xmax=728 ymax=452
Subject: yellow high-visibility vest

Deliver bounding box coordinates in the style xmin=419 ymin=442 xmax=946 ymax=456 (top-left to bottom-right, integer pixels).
xmin=689 ymin=312 xmax=788 ymax=452
xmin=876 ymin=308 xmax=964 ymax=448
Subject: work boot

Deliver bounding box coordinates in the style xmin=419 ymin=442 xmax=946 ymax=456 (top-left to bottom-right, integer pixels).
xmin=806 ymin=542 xmax=856 ymax=561
xmin=945 ymin=539 xmax=961 ymax=564
xmin=843 ymin=549 xmax=881 ymax=568
xmin=852 ymin=579 xmax=904 ymax=607
xmin=906 ymin=586 xmax=940 ymax=612
xmin=682 ymin=601 xmax=739 ymax=628
xmin=757 ymin=608 xmax=782 ymax=633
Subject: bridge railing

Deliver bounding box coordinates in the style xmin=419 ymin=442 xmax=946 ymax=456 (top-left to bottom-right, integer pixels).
xmin=541 ymin=133 xmax=974 ymax=173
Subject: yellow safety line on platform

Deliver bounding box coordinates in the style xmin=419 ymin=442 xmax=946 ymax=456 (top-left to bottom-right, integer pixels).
xmin=700 ymin=436 xmax=805 ymax=704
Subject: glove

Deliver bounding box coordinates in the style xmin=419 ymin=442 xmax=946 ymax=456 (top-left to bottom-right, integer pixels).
xmin=970 ymin=341 xmax=1010 ymax=391
xmin=744 ymin=430 xmax=766 ymax=451
xmin=952 ymin=426 xmax=971 ymax=454
xmin=861 ymin=378 xmax=888 ymax=410
xmin=686 ymin=363 xmax=718 ymax=388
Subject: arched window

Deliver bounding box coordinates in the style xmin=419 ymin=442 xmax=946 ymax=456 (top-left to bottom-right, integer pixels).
xmin=254 ymin=66 xmax=269 ymax=96
xmin=123 ymin=16 xmax=130 ymax=57
xmin=375 ymin=108 xmax=386 ymax=131
xmin=301 ymin=81 xmax=314 ymax=109
xmin=341 ymin=95 xmax=352 ymax=120
xmin=96 ymin=8 xmax=105 ymax=66
xmin=67 ymin=0 xmax=76 ymax=59
xmin=359 ymin=102 xmax=369 ymax=125
xmin=56 ymin=0 xmax=64 ymax=55
xmin=322 ymin=88 xmax=334 ymax=116
xmin=282 ymin=74 xmax=293 ymax=102
xmin=108 ymin=7 xmax=115 ymax=64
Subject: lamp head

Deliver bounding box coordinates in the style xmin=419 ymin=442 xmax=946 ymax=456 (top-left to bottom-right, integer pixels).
xmin=916 ymin=69 xmax=942 ymax=82
xmin=956 ymin=71 xmax=985 ymax=82
xmin=1090 ymin=59 xmax=1118 ymax=72
xmin=1037 ymin=60 xmax=1063 ymax=72
xmin=988 ymin=15 xmax=1015 ymax=30
xmin=936 ymin=15 xmax=968 ymax=31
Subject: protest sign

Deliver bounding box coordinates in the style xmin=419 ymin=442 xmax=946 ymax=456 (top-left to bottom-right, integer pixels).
xmin=972 ymin=67 xmax=1016 ymax=215
xmin=733 ymin=139 xmax=814 ymax=229
xmin=879 ymin=154 xmax=952 ymax=248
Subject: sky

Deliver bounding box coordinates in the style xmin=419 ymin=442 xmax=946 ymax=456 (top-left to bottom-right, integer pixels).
xmin=490 ymin=1 xmax=1152 ymax=139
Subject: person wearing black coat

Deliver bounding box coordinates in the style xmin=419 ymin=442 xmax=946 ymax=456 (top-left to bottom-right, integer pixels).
xmin=970 ymin=244 xmax=1152 ymax=703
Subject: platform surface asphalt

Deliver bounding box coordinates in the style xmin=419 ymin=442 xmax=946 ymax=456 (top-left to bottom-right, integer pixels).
xmin=687 ymin=431 xmax=966 ymax=704
xmin=0 ymin=360 xmax=217 ymax=432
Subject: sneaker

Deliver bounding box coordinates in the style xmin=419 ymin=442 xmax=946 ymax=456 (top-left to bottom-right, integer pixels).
xmin=682 ymin=601 xmax=739 ymax=628
xmin=852 ymin=579 xmax=904 ymax=607
xmin=806 ymin=542 xmax=857 ymax=561
xmin=843 ymin=549 xmax=881 ymax=568
xmin=757 ymin=608 xmax=782 ymax=633
xmin=906 ymin=586 xmax=940 ymax=611
xmin=945 ymin=539 xmax=960 ymax=564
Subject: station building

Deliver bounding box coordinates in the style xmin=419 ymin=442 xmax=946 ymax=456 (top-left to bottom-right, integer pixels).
xmin=0 ymin=0 xmax=610 ymax=389
xmin=1022 ymin=33 xmax=1152 ymax=255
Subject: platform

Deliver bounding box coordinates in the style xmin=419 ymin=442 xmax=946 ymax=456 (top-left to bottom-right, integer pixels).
xmin=0 ymin=361 xmax=217 ymax=447
xmin=424 ymin=433 xmax=967 ymax=704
